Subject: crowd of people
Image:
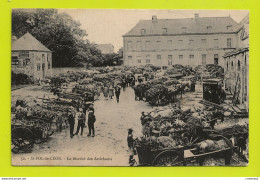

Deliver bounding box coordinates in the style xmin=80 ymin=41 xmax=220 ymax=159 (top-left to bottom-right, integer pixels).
xmin=67 ymin=105 xmax=96 ymax=138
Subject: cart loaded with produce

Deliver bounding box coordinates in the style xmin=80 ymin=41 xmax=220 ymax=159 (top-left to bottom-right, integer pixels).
xmin=11 ymin=99 xmax=74 ymax=154
xmin=132 ymin=107 xmax=236 ymax=166
xmin=11 ymin=104 xmax=55 ymax=153
xmin=133 ymin=76 xmax=189 ymax=106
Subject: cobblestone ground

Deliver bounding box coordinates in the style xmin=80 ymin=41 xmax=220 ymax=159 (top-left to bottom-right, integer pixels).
xmin=12 ymin=84 xmax=248 ymax=166
xmin=12 ymin=86 xmax=153 ymax=166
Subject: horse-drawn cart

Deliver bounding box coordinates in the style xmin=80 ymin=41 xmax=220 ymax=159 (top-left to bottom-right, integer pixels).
xmin=11 ymin=116 xmax=54 ymax=154
xmin=134 ymin=129 xmax=234 ymax=166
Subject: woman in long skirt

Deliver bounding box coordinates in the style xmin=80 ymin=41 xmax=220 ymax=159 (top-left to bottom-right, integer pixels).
xmin=108 ymin=85 xmax=114 ymax=99
xmin=103 ymin=86 xmax=109 ymax=99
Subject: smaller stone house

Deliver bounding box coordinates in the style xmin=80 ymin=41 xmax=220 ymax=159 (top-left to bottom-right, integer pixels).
xmin=223 ymin=14 xmax=249 ymax=112
xmin=12 ymin=32 xmax=52 ymax=83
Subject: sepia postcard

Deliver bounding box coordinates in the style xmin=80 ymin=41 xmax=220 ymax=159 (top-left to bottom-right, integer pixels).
xmin=11 ymin=9 xmax=249 ymax=166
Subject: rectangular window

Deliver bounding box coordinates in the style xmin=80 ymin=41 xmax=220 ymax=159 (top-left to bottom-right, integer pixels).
xmin=178 ymin=40 xmax=183 ymax=48
xmin=128 ymin=56 xmax=132 ymax=60
xmin=202 ymin=54 xmax=206 ymax=67
xmin=127 ymin=41 xmax=133 ymax=50
xmin=167 ymin=40 xmax=172 ymax=49
xmin=214 ymin=39 xmax=219 ymax=48
xmin=227 ymin=25 xmax=232 ymax=30
xmin=227 ymin=38 xmax=232 ymax=48
xmin=190 ymin=55 xmax=194 ymax=59
xmin=163 ymin=28 xmax=167 ymax=34
xmin=48 ymin=62 xmax=51 ymax=69
xmin=141 ymin=29 xmax=146 ymax=35
xmin=214 ymin=54 xmax=219 ymax=65
xmin=37 ymin=63 xmax=41 ymax=71
xmin=189 ymin=39 xmax=194 ymax=47
xmin=137 ymin=41 xmax=141 ymax=50
xmin=145 ymin=41 xmax=150 ymax=50
xmin=168 ymin=55 xmax=172 ymax=65
xmin=201 ymin=39 xmax=206 ymax=47
xmin=156 ymin=41 xmax=161 ymax=50
xmin=42 ymin=54 xmax=45 ymax=62
xmin=179 ymin=55 xmax=183 ymax=59
xmin=146 ymin=55 xmax=150 ymax=64
xmin=137 ymin=56 xmax=141 ymax=64
xmin=11 ymin=56 xmax=19 ymax=65
xmin=207 ymin=26 xmax=212 ymax=32
xmin=157 ymin=55 xmax=161 ymax=60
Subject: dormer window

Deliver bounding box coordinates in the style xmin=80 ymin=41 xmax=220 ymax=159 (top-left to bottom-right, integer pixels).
xmin=141 ymin=29 xmax=146 ymax=35
xmin=227 ymin=25 xmax=232 ymax=30
xmin=207 ymin=26 xmax=212 ymax=32
xmin=163 ymin=28 xmax=167 ymax=34
xmin=181 ymin=27 xmax=187 ymax=33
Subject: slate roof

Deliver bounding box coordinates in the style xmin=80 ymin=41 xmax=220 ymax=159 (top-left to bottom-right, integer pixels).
xmin=96 ymin=44 xmax=114 ymax=54
xmin=12 ymin=32 xmax=51 ymax=52
xmin=123 ymin=16 xmax=238 ymax=37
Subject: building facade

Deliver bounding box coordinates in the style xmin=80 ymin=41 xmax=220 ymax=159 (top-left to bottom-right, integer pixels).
xmin=223 ymin=14 xmax=249 ymax=111
xmin=123 ymin=14 xmax=239 ymax=67
xmin=12 ymin=32 xmax=52 ymax=82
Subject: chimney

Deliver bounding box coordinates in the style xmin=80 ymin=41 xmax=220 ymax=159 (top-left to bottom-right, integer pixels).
xmin=194 ymin=13 xmax=199 ymax=20
xmin=12 ymin=36 xmax=17 ymax=44
xmin=152 ymin=15 xmax=157 ymax=23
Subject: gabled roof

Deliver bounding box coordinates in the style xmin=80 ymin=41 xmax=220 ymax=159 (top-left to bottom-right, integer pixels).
xmin=96 ymin=44 xmax=114 ymax=54
xmin=12 ymin=32 xmax=51 ymax=52
xmin=235 ymin=13 xmax=249 ymax=31
xmin=123 ymin=16 xmax=238 ymax=37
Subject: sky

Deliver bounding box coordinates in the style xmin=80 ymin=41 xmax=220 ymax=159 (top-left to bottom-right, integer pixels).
xmin=58 ymin=9 xmax=249 ymax=52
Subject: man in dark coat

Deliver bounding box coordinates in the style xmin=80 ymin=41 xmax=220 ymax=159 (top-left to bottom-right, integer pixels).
xmin=67 ymin=111 xmax=75 ymax=138
xmin=115 ymin=86 xmax=121 ymax=103
xmin=87 ymin=111 xmax=96 ymax=137
xmin=74 ymin=108 xmax=86 ymax=136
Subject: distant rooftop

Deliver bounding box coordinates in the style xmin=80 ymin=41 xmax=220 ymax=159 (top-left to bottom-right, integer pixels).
xmin=12 ymin=32 xmax=51 ymax=52
xmin=96 ymin=44 xmax=114 ymax=54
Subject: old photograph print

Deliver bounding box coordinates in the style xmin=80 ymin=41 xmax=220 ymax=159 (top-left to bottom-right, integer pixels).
xmin=11 ymin=9 xmax=249 ymax=166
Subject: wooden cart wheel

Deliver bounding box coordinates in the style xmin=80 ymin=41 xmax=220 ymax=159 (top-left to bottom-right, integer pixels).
xmin=32 ymin=120 xmax=46 ymax=144
xmin=11 ymin=127 xmax=34 ymax=153
xmin=152 ymin=150 xmax=186 ymax=166
xmin=181 ymin=131 xmax=202 ymax=147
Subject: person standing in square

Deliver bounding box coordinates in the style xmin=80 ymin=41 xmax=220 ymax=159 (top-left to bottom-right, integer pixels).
xmin=87 ymin=111 xmax=96 ymax=137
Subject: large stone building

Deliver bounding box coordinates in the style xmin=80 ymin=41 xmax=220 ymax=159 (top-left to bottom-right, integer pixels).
xmin=123 ymin=14 xmax=240 ymax=67
xmin=12 ymin=32 xmax=52 ymax=82
xmin=223 ymin=14 xmax=249 ymax=112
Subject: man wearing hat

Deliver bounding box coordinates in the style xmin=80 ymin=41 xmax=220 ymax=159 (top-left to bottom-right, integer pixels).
xmin=67 ymin=110 xmax=75 ymax=138
xmin=115 ymin=85 xmax=121 ymax=103
xmin=74 ymin=108 xmax=86 ymax=136
xmin=87 ymin=111 xmax=96 ymax=137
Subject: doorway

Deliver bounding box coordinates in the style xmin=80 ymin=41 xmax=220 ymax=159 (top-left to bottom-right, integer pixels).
xmin=42 ymin=63 xmax=45 ymax=78
xmin=214 ymin=54 xmax=219 ymax=65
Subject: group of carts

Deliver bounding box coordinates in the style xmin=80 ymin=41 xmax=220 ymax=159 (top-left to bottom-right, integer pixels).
xmin=11 ymin=89 xmax=95 ymax=154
